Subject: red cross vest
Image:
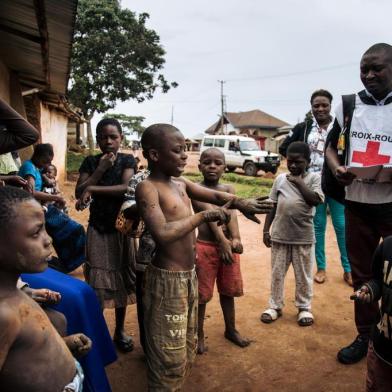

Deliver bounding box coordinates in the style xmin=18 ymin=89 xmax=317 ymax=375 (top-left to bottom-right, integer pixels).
xmin=336 ymin=94 xmax=392 ymax=204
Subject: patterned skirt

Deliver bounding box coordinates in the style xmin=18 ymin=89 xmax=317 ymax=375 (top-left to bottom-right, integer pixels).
xmin=84 ymin=225 xmax=136 ymax=309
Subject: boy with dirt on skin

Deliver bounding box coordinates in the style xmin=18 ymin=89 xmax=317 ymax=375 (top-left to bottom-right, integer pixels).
xmin=136 ymin=124 xmax=273 ymax=391
xmin=0 ymin=186 xmax=91 ymax=392
xmin=192 ymin=148 xmax=249 ymax=354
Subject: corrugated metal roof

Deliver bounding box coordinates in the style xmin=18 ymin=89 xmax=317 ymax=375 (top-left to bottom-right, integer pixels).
xmin=0 ymin=0 xmax=77 ymax=94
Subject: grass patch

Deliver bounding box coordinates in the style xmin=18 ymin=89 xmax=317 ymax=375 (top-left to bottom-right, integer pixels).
xmin=183 ymin=172 xmax=272 ymax=198
xmin=67 ymin=151 xmax=86 ymax=173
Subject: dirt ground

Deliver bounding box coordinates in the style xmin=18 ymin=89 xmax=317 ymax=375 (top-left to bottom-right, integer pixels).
xmin=64 ymin=154 xmax=366 ymax=392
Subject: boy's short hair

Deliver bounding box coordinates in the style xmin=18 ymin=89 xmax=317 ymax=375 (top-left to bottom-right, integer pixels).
xmin=96 ymin=118 xmax=122 ymax=137
xmin=32 ymin=143 xmax=54 ymax=159
xmin=310 ymin=89 xmax=333 ymax=104
xmin=287 ymin=141 xmax=311 ymax=162
xmin=200 ymin=148 xmax=225 ymax=163
xmin=0 ymin=186 xmax=34 ymax=232
xmin=364 ymin=43 xmax=392 ymax=62
xmin=141 ymin=123 xmax=181 ymax=157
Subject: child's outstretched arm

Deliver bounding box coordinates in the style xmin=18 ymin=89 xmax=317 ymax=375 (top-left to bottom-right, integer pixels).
xmin=181 ymin=177 xmax=274 ymax=223
xmin=136 ymin=180 xmax=231 ymax=244
xmin=286 ymin=174 xmax=323 ymax=206
xmin=0 ymin=98 xmax=39 ymax=154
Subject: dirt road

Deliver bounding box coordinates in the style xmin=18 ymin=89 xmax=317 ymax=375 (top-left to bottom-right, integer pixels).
xmin=64 ymin=158 xmax=366 ymax=391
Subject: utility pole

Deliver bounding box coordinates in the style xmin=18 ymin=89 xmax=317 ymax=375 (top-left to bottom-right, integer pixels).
xmin=218 ymin=80 xmax=226 ymax=134
xmin=171 ymin=105 xmax=174 ymax=125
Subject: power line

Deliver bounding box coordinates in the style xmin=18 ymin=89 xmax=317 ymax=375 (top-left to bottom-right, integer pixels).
xmin=226 ymin=62 xmax=358 ymax=82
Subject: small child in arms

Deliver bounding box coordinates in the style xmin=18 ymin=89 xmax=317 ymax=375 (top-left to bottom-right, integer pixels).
xmin=136 ymin=124 xmax=273 ymax=391
xmin=351 ymin=236 xmax=392 ymax=391
xmin=192 ymin=148 xmax=248 ymax=354
xmin=261 ymin=142 xmax=323 ymax=326
xmin=0 ymin=186 xmax=91 ymax=392
xmin=42 ymin=164 xmax=60 ymax=195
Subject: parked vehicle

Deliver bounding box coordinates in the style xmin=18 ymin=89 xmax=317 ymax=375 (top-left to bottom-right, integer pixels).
xmin=200 ymin=135 xmax=280 ymax=176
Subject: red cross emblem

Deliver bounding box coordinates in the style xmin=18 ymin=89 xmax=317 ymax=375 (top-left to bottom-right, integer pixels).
xmin=352 ymin=141 xmax=391 ymax=166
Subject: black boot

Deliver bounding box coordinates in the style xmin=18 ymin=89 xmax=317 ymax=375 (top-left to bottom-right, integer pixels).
xmin=337 ymin=335 xmax=369 ymax=364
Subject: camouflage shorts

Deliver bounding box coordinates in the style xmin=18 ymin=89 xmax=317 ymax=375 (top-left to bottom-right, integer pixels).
xmin=143 ymin=264 xmax=198 ymax=391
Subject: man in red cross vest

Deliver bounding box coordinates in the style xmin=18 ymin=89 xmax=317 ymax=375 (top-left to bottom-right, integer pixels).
xmin=326 ymin=43 xmax=392 ymax=366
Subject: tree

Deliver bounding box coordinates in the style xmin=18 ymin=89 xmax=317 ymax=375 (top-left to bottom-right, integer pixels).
xmin=68 ymin=0 xmax=177 ymax=151
xmin=304 ymin=110 xmax=313 ymax=123
xmin=103 ymin=113 xmax=145 ymax=137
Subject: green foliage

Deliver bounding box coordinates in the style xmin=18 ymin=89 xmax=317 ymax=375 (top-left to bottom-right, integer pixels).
xmin=304 ymin=110 xmax=313 ymax=123
xmin=68 ymin=0 xmax=177 ymax=119
xmin=67 ymin=151 xmax=88 ymax=173
xmin=103 ymin=113 xmax=145 ymax=137
xmin=183 ymin=172 xmax=272 ymax=199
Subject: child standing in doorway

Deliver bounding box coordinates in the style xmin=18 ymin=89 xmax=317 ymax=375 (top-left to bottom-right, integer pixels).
xmin=76 ymin=118 xmax=136 ymax=352
xmin=261 ymin=142 xmax=323 ymax=326
xmin=192 ymin=148 xmax=249 ymax=354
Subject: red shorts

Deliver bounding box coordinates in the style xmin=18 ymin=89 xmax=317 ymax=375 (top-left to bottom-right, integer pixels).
xmin=196 ymin=239 xmax=243 ymax=304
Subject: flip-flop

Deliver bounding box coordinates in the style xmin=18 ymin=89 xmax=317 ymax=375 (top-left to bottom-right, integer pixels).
xmin=260 ymin=308 xmax=282 ymax=324
xmin=114 ymin=335 xmax=134 ymax=353
xmin=297 ymin=310 xmax=314 ymax=327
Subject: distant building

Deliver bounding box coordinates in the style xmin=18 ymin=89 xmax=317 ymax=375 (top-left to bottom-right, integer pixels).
xmin=205 ymin=109 xmax=290 ymax=150
xmin=185 ymin=132 xmax=205 ymax=152
xmin=0 ymin=0 xmax=81 ymax=183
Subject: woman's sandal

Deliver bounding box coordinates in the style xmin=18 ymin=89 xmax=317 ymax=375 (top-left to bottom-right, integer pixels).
xmin=260 ymin=308 xmax=282 ymax=324
xmin=297 ymin=310 xmax=314 ymax=327
xmin=113 ymin=335 xmax=134 ymax=353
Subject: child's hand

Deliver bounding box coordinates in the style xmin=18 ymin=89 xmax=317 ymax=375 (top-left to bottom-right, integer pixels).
xmin=98 ymin=152 xmax=116 ymax=171
xmin=31 ymin=288 xmax=61 ymax=304
xmin=64 ymin=333 xmax=92 ymax=358
xmin=263 ymin=232 xmax=272 ymax=248
xmin=80 ymin=188 xmax=92 ymax=206
xmin=350 ymin=285 xmax=372 ymax=303
xmin=286 ymin=174 xmax=304 ymax=186
xmin=202 ymin=200 xmax=232 ymax=226
xmin=231 ymin=238 xmax=243 ymax=254
xmin=54 ymin=195 xmax=66 ymax=208
xmin=219 ymin=239 xmax=234 ymax=265
xmin=235 ymin=196 xmax=274 ymax=224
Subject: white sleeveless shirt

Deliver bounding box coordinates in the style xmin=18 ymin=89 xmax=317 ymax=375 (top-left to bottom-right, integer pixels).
xmin=335 ymin=93 xmax=392 ymax=204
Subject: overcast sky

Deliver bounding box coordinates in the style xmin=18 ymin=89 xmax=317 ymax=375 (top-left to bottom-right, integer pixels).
xmin=93 ymin=0 xmax=392 ymax=138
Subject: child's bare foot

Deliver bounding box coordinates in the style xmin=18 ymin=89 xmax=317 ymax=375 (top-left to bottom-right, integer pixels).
xmin=197 ymin=335 xmax=208 ymax=354
xmin=114 ymin=330 xmax=134 ymax=353
xmin=224 ymin=329 xmax=251 ymax=348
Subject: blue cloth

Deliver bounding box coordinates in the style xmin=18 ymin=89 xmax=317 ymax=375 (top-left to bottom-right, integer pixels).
xmin=313 ymin=196 xmax=351 ymax=273
xmin=22 ymin=268 xmax=117 ymax=392
xmin=19 ymin=160 xmax=43 ymax=191
xmin=44 ymin=205 xmax=86 ymax=272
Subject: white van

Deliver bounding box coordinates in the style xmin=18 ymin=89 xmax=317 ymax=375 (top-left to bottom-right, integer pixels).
xmin=200 ymin=135 xmax=280 ymax=176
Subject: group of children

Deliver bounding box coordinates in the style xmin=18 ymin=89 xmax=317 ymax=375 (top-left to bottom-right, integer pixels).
xmin=0 ymin=110 xmax=391 ymax=391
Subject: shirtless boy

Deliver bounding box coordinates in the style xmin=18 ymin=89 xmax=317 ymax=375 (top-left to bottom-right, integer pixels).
xmin=192 ymin=148 xmax=249 ymax=354
xmin=136 ymin=124 xmax=272 ymax=391
xmin=0 ymin=186 xmax=91 ymax=392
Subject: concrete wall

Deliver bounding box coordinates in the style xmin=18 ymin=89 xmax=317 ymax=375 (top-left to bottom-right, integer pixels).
xmin=40 ymin=103 xmax=68 ymax=184
xmin=0 ymin=60 xmax=10 ymax=103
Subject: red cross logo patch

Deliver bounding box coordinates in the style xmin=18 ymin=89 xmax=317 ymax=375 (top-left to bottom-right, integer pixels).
xmin=352 ymin=141 xmax=391 ymax=166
